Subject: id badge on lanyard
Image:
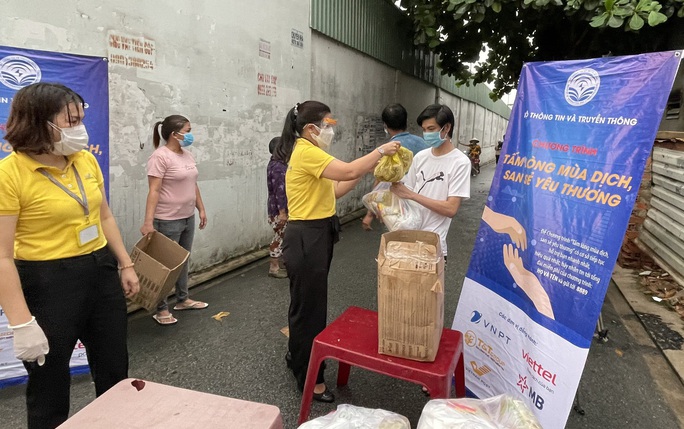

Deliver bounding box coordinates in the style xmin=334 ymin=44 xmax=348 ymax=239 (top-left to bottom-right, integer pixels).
xmin=39 ymin=165 xmax=100 ymax=246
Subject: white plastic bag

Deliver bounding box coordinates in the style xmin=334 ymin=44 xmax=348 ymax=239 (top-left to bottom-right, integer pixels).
xmin=362 ymin=182 xmax=422 ymax=231
xmin=416 ymin=395 xmax=542 ymax=429
xmin=298 ymin=404 xmax=410 ymax=429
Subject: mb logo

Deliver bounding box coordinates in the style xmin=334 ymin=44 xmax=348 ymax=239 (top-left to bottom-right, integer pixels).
xmin=517 ymin=374 xmax=545 ymax=410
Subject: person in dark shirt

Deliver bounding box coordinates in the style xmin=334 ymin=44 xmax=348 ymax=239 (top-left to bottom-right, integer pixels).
xmin=267 ymin=137 xmax=288 ymax=278
xmin=362 ymin=104 xmax=428 ymax=230
xmin=495 ymin=135 xmax=504 ymax=164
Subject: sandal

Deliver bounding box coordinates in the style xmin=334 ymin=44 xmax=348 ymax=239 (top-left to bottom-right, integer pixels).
xmin=268 ymin=269 xmax=288 ymax=279
xmin=173 ymin=300 xmax=208 ymax=311
xmin=152 ymin=313 xmax=177 ymax=326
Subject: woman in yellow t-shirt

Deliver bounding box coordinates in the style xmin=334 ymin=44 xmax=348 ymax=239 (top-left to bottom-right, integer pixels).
xmin=274 ymin=100 xmax=400 ymax=403
xmin=0 ymin=83 xmax=139 ymax=429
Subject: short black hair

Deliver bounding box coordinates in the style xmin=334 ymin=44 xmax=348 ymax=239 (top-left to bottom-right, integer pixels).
xmin=268 ymin=136 xmax=280 ymax=154
xmin=381 ymin=104 xmax=407 ymax=131
xmin=417 ymin=104 xmax=455 ymax=137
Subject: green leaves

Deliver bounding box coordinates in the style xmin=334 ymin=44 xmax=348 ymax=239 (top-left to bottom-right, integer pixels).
xmin=590 ymin=11 xmax=609 ymax=26
xmin=402 ymin=0 xmax=681 ymax=99
xmin=629 ymin=13 xmax=645 ymax=28
xmin=648 ymin=10 xmax=668 ymax=23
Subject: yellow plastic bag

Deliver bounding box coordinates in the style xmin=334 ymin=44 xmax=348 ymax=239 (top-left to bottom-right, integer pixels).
xmin=374 ymin=147 xmax=413 ymax=182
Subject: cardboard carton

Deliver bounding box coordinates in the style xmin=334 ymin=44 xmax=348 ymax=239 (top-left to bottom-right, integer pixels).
xmin=128 ymin=231 xmax=190 ymax=312
xmin=378 ymin=230 xmax=444 ymax=362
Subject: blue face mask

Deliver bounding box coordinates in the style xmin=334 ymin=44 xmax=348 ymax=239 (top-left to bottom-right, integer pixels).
xmin=423 ymin=126 xmax=446 ymax=148
xmin=178 ymin=132 xmax=194 ymax=147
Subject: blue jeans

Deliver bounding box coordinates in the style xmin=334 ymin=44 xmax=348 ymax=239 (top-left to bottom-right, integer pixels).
xmin=154 ymin=215 xmax=195 ymax=312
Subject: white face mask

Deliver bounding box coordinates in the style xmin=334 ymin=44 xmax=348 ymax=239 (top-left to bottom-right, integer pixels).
xmin=49 ymin=123 xmax=89 ymax=155
xmin=311 ymin=125 xmax=335 ymax=151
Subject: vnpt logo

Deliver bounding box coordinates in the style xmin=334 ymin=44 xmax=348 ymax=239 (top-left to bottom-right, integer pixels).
xmin=522 ymin=349 xmax=557 ymax=386
xmin=469 ymin=361 xmax=492 ymax=377
xmin=470 ymin=311 xmax=483 ymax=323
xmin=469 ymin=310 xmax=511 ymax=345
xmin=517 ymin=375 xmax=546 ymax=410
xmin=0 ymin=55 xmax=42 ymax=90
xmin=564 ymin=68 xmax=600 ymax=107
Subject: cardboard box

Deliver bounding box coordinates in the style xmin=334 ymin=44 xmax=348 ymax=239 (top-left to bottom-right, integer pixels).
xmin=378 ymin=230 xmax=444 ymax=362
xmin=128 ymin=231 xmax=190 ymax=312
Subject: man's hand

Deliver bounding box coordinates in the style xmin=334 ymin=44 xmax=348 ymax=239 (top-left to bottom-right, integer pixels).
xmin=389 ymin=182 xmax=415 ymax=200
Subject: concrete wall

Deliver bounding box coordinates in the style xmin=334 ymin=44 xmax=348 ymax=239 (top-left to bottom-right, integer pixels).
xmin=1 ymin=0 xmax=310 ymax=273
xmin=442 ymin=93 xmax=508 ymax=161
xmin=1 ymin=1 xmax=508 ymax=275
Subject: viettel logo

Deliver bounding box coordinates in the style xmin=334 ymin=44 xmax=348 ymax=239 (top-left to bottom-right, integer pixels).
xmin=522 ymin=349 xmax=558 ymax=386
xmin=0 ymin=55 xmax=42 ymax=90
xmin=470 ymin=310 xmax=483 ymax=323
xmin=470 ymin=361 xmax=492 ymax=377
xmin=564 ymin=68 xmax=600 ymax=107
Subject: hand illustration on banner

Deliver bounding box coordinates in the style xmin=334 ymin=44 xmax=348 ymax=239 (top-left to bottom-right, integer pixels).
xmin=503 ymin=244 xmax=555 ymax=319
xmin=482 ymin=206 xmax=527 ymax=250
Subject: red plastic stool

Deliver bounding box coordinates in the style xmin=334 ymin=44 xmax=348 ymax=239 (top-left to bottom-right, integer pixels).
xmin=298 ymin=306 xmax=465 ymax=425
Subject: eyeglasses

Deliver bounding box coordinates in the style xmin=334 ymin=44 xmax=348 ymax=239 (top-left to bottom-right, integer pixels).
xmin=320 ymin=117 xmax=337 ymax=129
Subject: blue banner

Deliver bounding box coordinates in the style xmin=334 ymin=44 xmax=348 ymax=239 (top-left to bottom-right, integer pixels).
xmin=0 ymin=46 xmax=108 ymax=386
xmin=0 ymin=45 xmax=109 ymax=192
xmin=453 ymin=51 xmax=680 ymax=428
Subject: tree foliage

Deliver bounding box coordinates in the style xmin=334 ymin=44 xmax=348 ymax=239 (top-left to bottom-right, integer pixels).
xmin=399 ymin=0 xmax=684 ymax=99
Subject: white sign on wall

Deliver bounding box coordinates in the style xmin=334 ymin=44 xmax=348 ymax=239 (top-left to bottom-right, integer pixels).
xmin=291 ymin=28 xmax=303 ymax=49
xmin=107 ymin=31 xmax=156 ymax=70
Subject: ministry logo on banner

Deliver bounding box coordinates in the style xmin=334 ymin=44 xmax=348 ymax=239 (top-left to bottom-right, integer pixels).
xmin=0 ymin=45 xmax=110 ymax=193
xmin=453 ymin=51 xmax=681 ymax=429
xmin=0 ymin=55 xmax=42 ymax=90
xmin=564 ymin=68 xmax=600 ymax=107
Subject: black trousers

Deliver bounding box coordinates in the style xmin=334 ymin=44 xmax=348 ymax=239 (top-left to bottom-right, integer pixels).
xmin=16 ymin=247 xmax=129 ymax=429
xmin=282 ymin=217 xmax=337 ymax=390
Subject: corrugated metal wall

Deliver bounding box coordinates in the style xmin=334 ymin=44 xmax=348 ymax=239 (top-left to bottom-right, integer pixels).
xmin=639 ymin=146 xmax=684 ymax=284
xmin=310 ymin=0 xmax=434 ymax=80
xmin=310 ymin=0 xmax=510 ymax=119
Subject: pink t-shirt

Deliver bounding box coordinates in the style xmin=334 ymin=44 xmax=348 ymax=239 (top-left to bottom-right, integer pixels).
xmin=146 ymin=146 xmax=199 ymax=220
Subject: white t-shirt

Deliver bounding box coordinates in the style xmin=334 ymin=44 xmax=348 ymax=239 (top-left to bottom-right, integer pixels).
xmin=403 ymin=146 xmax=471 ymax=255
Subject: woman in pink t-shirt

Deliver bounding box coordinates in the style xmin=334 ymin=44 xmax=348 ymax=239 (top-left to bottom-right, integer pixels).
xmin=141 ymin=115 xmax=208 ymax=325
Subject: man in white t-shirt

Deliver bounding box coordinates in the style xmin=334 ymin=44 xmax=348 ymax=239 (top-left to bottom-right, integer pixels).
xmin=390 ymin=104 xmax=471 ymax=260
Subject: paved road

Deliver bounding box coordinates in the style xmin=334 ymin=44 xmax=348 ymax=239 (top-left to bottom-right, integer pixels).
xmin=1 ymin=163 xmax=683 ymax=428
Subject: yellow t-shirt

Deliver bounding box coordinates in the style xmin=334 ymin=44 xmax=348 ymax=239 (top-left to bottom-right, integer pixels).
xmin=0 ymin=150 xmax=107 ymax=260
xmin=286 ymin=138 xmax=336 ymax=220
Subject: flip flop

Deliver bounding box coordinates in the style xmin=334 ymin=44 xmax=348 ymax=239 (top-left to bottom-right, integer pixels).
xmin=152 ymin=313 xmax=177 ymax=325
xmin=173 ymin=300 xmax=209 ymax=311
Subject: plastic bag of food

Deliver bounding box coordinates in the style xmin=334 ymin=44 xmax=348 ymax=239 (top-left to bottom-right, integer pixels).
xmin=298 ymin=404 xmax=410 ymax=429
xmin=362 ymin=182 xmax=421 ymax=231
xmin=416 ymin=395 xmax=542 ymax=429
xmin=374 ymin=147 xmax=413 ymax=182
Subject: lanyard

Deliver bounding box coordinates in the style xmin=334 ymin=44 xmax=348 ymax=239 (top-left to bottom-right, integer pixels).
xmin=39 ymin=165 xmax=90 ymax=222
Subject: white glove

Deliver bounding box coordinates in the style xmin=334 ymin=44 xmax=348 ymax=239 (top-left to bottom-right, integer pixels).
xmin=9 ymin=317 xmax=49 ymax=366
